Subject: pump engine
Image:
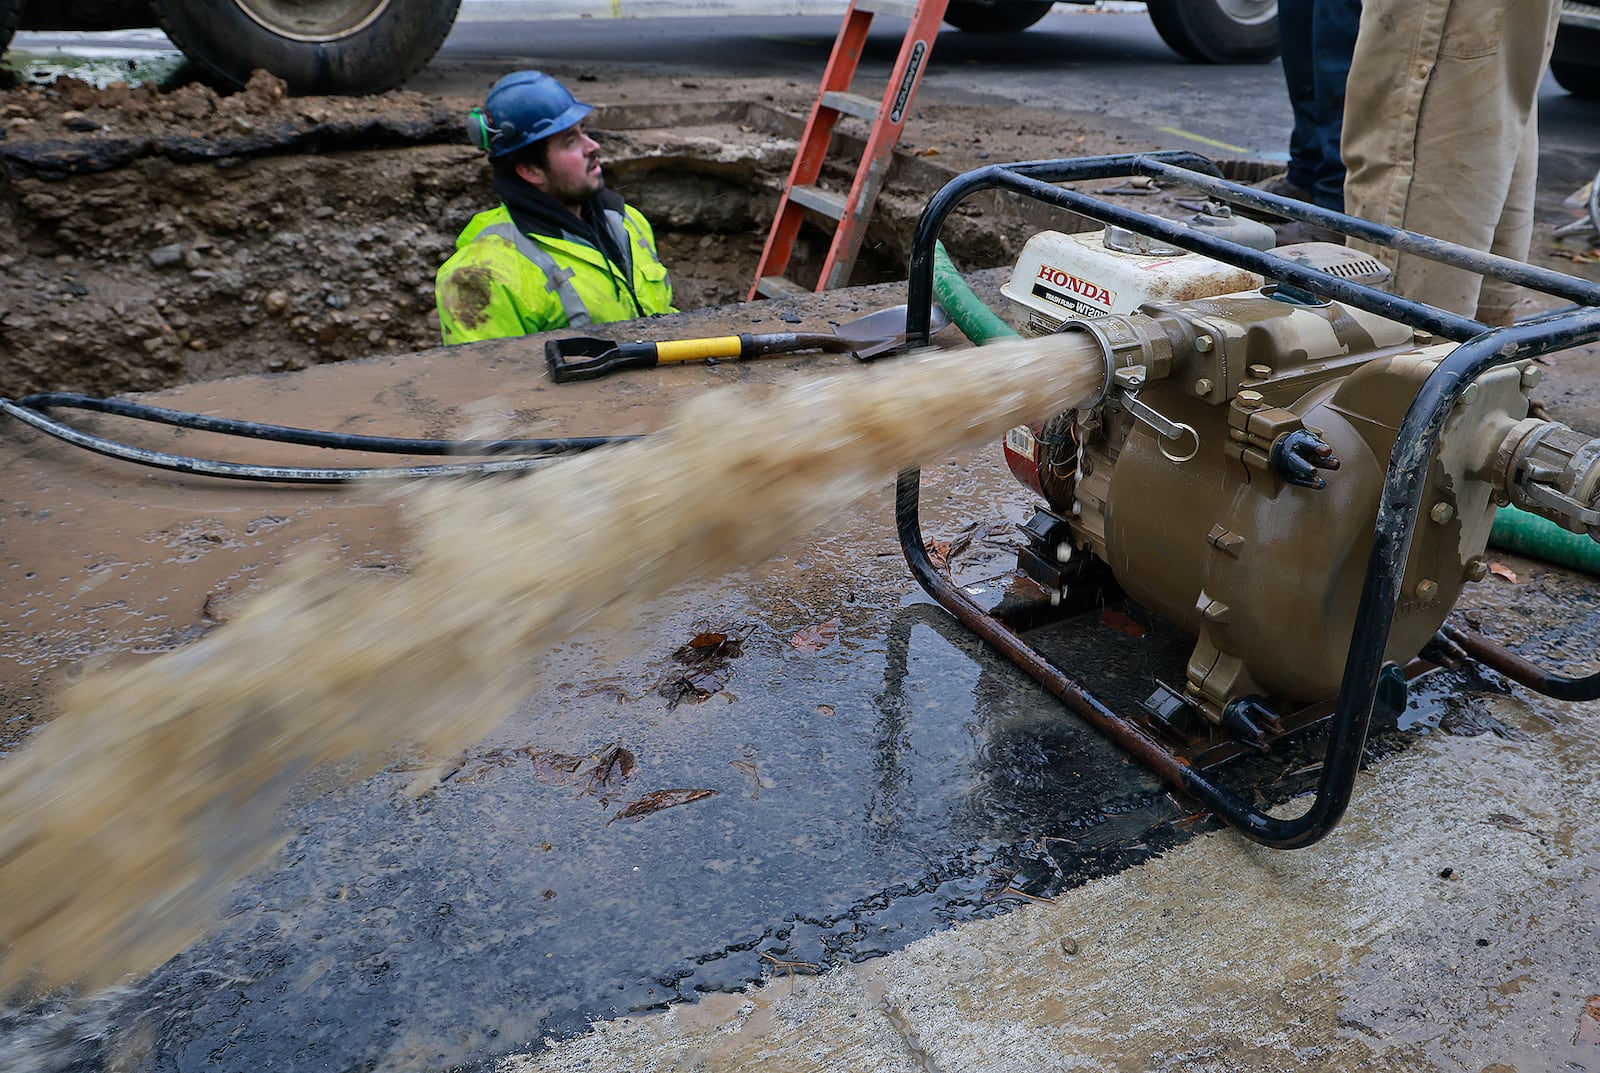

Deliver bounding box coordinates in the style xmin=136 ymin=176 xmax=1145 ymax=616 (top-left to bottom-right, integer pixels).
xmin=998 ymin=238 xmax=1594 ymax=732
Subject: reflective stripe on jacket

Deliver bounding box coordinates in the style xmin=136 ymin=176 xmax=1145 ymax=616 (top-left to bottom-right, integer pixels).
xmin=434 ymin=203 xmax=675 ymax=345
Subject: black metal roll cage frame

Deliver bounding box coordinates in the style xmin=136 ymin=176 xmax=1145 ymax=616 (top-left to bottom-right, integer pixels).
xmin=897 ymin=151 xmax=1600 ymax=849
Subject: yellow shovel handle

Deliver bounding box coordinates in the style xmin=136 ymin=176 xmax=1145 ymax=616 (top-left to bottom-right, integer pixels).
xmin=654 ymin=336 xmax=744 ymax=364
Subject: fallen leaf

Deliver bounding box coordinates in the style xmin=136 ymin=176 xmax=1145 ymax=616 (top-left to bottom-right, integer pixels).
xmin=672 ymin=622 xmax=753 ymax=663
xmin=529 ymin=750 xmax=587 ymax=784
xmin=790 ymin=619 xmax=838 ymax=652
xmin=1574 ymin=995 xmax=1600 ymax=1045
xmin=579 ymin=743 xmax=636 ymax=796
xmin=1100 ymin=607 xmax=1147 ymax=639
xmin=924 ymin=530 xmax=974 ymax=572
xmin=1489 ymin=562 xmax=1519 ymax=583
xmin=660 ymin=667 xmax=731 ymax=707
xmin=448 ymin=746 xmax=582 ymax=785
xmin=608 ymin=788 xmax=718 ymax=824
xmin=729 ymin=759 xmax=765 ymax=800
xmin=662 ymin=623 xmax=755 ymax=704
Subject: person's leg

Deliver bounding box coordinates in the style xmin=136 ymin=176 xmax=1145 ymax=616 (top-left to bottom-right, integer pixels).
xmin=1306 ymin=0 xmax=1360 ymax=211
xmin=1475 ymin=115 xmax=1540 ymax=326
xmin=1343 ymin=0 xmax=1560 ymax=317
xmin=1277 ymin=0 xmax=1318 ymax=200
xmin=1342 ymin=0 xmax=1446 ymax=268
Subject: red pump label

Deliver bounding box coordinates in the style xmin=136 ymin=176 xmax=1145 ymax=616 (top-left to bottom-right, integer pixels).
xmin=1002 ymin=424 xmax=1045 ymax=496
xmin=1030 ymin=263 xmax=1116 ymax=316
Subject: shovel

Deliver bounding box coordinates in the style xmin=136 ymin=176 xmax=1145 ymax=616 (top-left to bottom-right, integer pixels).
xmin=544 ymin=303 xmax=949 ymax=383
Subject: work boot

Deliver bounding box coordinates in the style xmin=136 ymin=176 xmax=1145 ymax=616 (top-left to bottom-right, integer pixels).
xmin=1254 ymin=172 xmax=1313 ymax=203
xmin=1235 ymin=172 xmax=1314 ymax=222
xmin=1271 ymin=219 xmax=1347 ymax=246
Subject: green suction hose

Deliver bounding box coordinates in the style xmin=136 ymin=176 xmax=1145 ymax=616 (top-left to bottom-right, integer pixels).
xmin=932 ymin=240 xmax=1600 ymax=577
xmin=933 ymin=241 xmax=1018 ymax=344
xmin=1489 ymin=505 xmax=1600 ymax=576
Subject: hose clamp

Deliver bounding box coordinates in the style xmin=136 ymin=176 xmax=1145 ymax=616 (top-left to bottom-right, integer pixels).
xmin=1056 ymin=316 xmax=1151 ymax=406
xmin=1056 ymin=317 xmax=1197 ymax=463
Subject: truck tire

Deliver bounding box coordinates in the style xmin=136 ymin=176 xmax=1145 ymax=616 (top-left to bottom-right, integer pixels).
xmin=1551 ymin=23 xmax=1600 ymax=100
xmin=0 ymin=0 xmax=22 ymax=55
xmin=1551 ymin=60 xmax=1600 ymax=99
xmin=152 ymin=0 xmax=461 ymax=95
xmin=1145 ymin=0 xmax=1278 ymax=64
xmin=943 ymin=1 xmax=1055 ymax=33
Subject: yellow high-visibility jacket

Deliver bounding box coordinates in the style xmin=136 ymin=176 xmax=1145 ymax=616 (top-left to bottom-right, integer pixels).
xmin=435 ymin=202 xmax=675 ymax=345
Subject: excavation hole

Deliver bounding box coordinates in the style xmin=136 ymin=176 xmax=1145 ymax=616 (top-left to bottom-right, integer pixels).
xmin=0 ymin=85 xmax=1028 ymax=398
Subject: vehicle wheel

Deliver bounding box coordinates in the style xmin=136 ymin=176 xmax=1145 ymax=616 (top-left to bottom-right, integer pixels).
xmin=152 ymin=0 xmax=461 ymax=96
xmin=0 ymin=0 xmax=22 ymax=56
xmin=1145 ymin=0 xmax=1278 ymax=64
xmin=943 ymin=1 xmax=1056 ymax=34
xmin=1550 ymin=61 xmax=1600 ymax=101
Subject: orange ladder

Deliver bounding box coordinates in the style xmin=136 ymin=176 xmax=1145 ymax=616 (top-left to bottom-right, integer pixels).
xmin=748 ymin=0 xmax=950 ymax=300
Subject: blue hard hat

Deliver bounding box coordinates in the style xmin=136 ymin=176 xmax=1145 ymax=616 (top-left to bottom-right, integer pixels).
xmin=470 ymin=70 xmax=593 ymax=158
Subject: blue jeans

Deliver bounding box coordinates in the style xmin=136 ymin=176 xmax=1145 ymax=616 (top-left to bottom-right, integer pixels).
xmin=1278 ymin=0 xmax=1361 ymax=212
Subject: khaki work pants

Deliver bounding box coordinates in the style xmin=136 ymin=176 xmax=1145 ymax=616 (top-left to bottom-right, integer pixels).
xmin=1342 ymin=0 xmax=1562 ymax=324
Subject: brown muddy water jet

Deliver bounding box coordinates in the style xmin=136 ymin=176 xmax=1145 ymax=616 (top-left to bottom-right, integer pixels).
xmin=0 ymin=332 xmax=1106 ymax=994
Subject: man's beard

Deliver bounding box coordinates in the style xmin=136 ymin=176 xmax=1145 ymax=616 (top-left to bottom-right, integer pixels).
xmin=553 ymin=161 xmax=605 ymax=206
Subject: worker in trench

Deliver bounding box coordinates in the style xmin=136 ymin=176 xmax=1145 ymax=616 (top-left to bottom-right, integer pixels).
xmin=435 ymin=70 xmax=677 ymax=344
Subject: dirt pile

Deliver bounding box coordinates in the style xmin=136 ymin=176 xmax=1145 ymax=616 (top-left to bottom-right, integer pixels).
xmin=0 ymin=72 xmax=514 ymax=396
xmin=0 ymin=68 xmax=463 ymax=151
xmin=0 ymin=75 xmax=832 ymax=398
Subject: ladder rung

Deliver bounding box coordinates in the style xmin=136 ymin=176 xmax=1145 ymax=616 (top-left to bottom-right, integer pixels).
xmin=754 ymin=275 xmax=810 ymax=298
xmin=750 ymin=0 xmax=947 ymax=297
xmin=788 ymin=184 xmax=848 ymax=221
xmin=820 ymin=90 xmax=881 ymax=121
xmin=854 ymin=0 xmax=921 ymax=17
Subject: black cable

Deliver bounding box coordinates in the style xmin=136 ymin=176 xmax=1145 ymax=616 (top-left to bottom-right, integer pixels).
xmin=16 ymin=393 xmax=637 ymax=456
xmin=0 ymin=395 xmax=641 ymax=485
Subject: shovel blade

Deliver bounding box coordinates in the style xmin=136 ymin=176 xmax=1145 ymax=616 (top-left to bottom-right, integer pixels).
xmin=835 ymin=304 xmax=951 ymax=361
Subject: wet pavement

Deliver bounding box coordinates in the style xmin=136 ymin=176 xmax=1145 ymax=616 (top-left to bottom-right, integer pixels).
xmin=504 ymin=656 xmax=1600 ymax=1073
